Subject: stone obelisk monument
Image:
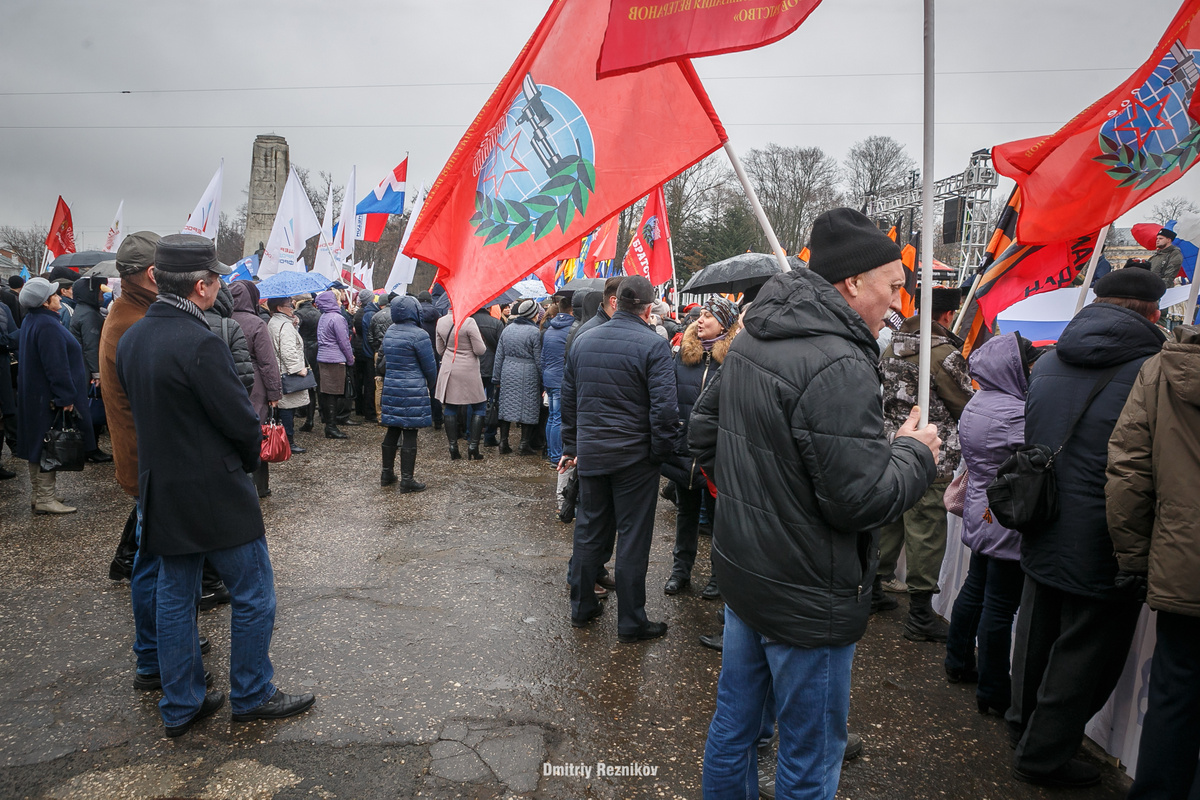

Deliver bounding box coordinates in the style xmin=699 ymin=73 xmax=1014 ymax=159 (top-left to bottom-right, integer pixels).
xmin=242 ymin=135 xmax=290 ymax=258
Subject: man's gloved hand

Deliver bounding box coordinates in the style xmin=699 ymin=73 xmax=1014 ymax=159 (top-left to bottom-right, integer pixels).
xmin=1115 ymin=571 xmax=1149 ymax=604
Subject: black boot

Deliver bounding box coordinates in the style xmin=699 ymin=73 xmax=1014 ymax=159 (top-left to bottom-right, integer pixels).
xmin=253 ymin=462 xmax=271 ymax=498
xmin=498 ymin=421 xmax=512 ymax=454
xmin=321 ymin=394 xmax=347 ymax=439
xmin=517 ymin=423 xmax=535 ymax=456
xmin=399 ymin=429 xmax=426 ymax=492
xmin=381 ymin=442 xmax=398 ymax=486
xmin=467 ymin=415 xmax=484 ymax=461
xmin=904 ymin=591 xmax=949 ymax=642
xmin=109 ymin=504 xmax=139 ymax=581
xmin=870 ymin=575 xmax=898 ymax=614
xmin=299 ymin=392 xmax=315 ymax=432
xmin=199 ymin=560 xmax=231 ymax=611
xmin=445 ymin=415 xmax=461 ymax=460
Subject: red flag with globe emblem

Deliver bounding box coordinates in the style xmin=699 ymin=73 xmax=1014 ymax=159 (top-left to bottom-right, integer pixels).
xmin=993 ymin=0 xmax=1200 ymax=245
xmin=403 ymin=0 xmax=727 ymax=323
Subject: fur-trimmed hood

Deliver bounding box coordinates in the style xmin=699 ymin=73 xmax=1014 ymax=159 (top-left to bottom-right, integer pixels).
xmin=679 ymin=320 xmax=737 ymax=366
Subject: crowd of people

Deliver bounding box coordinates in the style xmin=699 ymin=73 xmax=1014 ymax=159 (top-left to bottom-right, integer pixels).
xmin=1 ymin=212 xmax=1198 ymax=800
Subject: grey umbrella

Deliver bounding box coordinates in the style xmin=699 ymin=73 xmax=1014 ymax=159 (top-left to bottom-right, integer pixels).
xmin=82 ymin=260 xmax=120 ymax=278
xmin=681 ymin=253 xmax=803 ymax=295
xmin=49 ymin=250 xmax=111 ymax=270
xmin=560 ymin=277 xmax=607 ymax=293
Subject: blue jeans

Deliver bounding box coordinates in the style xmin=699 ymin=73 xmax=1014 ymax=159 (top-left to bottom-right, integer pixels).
xmin=545 ymin=388 xmax=562 ymax=464
xmin=703 ymin=607 xmax=854 ymax=800
xmin=946 ymin=550 xmax=1024 ymax=709
xmin=131 ymin=498 xmax=160 ymax=675
xmin=157 ymin=536 xmax=277 ymax=726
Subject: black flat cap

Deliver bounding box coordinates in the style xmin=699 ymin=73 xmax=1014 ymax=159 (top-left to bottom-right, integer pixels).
xmin=154 ymin=233 xmax=230 ymax=275
xmin=1094 ymin=267 xmax=1166 ymax=302
xmin=618 ymin=275 xmax=655 ymax=305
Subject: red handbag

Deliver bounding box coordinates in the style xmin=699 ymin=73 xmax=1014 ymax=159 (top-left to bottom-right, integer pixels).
xmin=260 ymin=413 xmax=291 ymax=463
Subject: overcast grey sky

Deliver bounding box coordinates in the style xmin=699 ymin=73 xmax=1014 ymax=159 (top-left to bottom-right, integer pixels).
xmin=2 ymin=0 xmax=1196 ymax=250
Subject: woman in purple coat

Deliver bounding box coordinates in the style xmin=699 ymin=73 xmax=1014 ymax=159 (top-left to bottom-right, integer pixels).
xmin=945 ymin=333 xmax=1042 ymax=716
xmin=315 ymin=290 xmax=355 ymax=439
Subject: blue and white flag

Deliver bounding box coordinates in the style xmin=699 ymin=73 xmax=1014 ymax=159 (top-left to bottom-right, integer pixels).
xmin=222 ymin=253 xmax=257 ymax=283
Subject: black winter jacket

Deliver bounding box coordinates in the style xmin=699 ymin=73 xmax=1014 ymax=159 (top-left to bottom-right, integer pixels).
xmin=1021 ymin=302 xmax=1165 ymax=598
xmin=472 ymin=310 xmax=503 ymax=381
xmin=69 ymin=276 xmax=105 ymax=377
xmin=368 ymin=299 xmax=393 ymax=356
xmin=691 ymin=268 xmax=935 ymax=649
xmin=564 ymin=303 xmax=609 ymax=363
xmin=562 ymin=310 xmax=678 ymax=477
xmin=203 ymin=286 xmax=255 ymax=393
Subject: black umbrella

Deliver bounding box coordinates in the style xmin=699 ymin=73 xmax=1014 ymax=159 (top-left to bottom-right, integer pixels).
xmin=483 ymin=287 xmax=521 ymax=307
xmin=49 ymin=250 xmax=111 ymax=270
xmin=560 ymin=277 xmax=607 ymax=293
xmin=82 ymin=260 xmax=120 ymax=278
xmin=681 ymin=253 xmax=803 ymax=295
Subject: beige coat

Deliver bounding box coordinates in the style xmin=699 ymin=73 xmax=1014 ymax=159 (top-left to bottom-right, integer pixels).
xmin=434 ymin=314 xmax=487 ymax=406
xmin=268 ymin=312 xmax=311 ymax=410
xmin=1107 ymin=325 xmax=1200 ymax=618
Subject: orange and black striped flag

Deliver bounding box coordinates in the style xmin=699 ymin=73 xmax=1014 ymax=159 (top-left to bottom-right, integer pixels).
xmin=898 ymin=233 xmax=920 ymax=319
xmin=958 ymin=189 xmax=1019 ymax=356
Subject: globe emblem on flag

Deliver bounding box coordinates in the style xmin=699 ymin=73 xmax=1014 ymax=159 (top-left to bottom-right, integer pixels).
xmin=1095 ymin=40 xmax=1200 ymax=189
xmin=471 ymin=73 xmax=597 ymax=249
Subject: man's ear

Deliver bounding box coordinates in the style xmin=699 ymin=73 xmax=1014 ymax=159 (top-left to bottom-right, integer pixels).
xmin=840 ymin=276 xmax=861 ymax=298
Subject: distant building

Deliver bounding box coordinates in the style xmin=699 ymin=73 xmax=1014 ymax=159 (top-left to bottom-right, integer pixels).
xmin=0 ymin=248 xmax=27 ymax=282
xmin=243 ymin=135 xmax=290 ymax=258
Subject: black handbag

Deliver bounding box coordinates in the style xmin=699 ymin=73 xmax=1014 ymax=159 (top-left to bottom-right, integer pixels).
xmin=40 ymin=407 xmax=87 ymax=472
xmin=485 ymin=392 xmax=500 ymax=428
xmin=986 ymin=364 xmax=1121 ymax=534
xmin=281 ymin=370 xmax=317 ymax=394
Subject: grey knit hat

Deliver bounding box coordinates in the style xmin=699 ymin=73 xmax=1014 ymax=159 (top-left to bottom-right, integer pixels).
xmin=513 ymin=298 xmax=539 ymax=320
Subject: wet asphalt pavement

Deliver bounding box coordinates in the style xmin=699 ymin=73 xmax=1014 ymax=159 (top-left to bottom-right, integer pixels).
xmin=0 ymin=423 xmax=1133 ymax=799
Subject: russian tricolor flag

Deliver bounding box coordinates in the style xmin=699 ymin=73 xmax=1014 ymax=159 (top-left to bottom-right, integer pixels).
xmin=354 ymin=159 xmax=407 ymax=242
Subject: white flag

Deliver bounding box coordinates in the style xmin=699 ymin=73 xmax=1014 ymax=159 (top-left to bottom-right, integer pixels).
xmin=182 ymin=160 xmax=223 ymax=240
xmin=103 ymin=200 xmax=125 ymax=253
xmin=313 ymin=182 xmax=339 ymax=280
xmin=384 ymin=187 xmax=425 ymax=294
xmin=259 ymin=166 xmax=324 ymax=279
xmin=355 ymin=261 xmax=374 ymax=292
xmin=334 ymin=167 xmax=357 ymax=262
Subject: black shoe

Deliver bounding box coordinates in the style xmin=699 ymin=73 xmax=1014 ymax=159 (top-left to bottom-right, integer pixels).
xmin=299 ymin=421 xmax=314 ymax=432
xmin=289 ymin=442 xmax=306 ymax=454
xmin=903 ymin=591 xmax=949 ymax=642
xmin=324 ymin=425 xmax=348 ymax=440
xmin=870 ymin=576 xmax=899 ymax=613
xmin=135 ymin=670 xmax=214 ymax=691
xmin=596 ymin=574 xmax=617 ymax=591
xmin=977 ymin=698 xmax=1007 ymax=716
xmin=570 ymin=605 xmax=604 ymax=628
xmin=164 ymin=691 xmax=226 ymax=738
xmin=700 ymin=578 xmax=721 ymax=600
xmin=698 ymin=633 xmax=723 ymax=651
xmin=844 ymin=732 xmax=863 ymax=761
xmin=697 ymin=523 xmax=713 ymax=538
xmin=1013 ymin=758 xmax=1101 ymax=788
xmin=618 ymin=621 xmax=668 ymax=644
xmin=380 ymin=469 xmax=397 ymax=487
xmin=199 ymin=583 xmax=231 ymax=612
xmin=758 ymin=765 xmax=776 ymax=800
xmin=664 ymin=575 xmax=689 ymax=595
xmin=946 ymin=665 xmax=979 ymax=684
xmin=0 ymin=464 xmax=15 ymax=480
xmin=498 ymin=440 xmax=513 ymax=455
xmin=231 ymin=690 xmax=316 ymax=722
xmin=483 ymin=437 xmax=499 ymax=447
xmin=659 ymin=481 xmax=677 ymax=506
xmin=200 ymin=636 xmax=211 ymax=655
xmin=400 ymin=478 xmax=426 ymax=493
xmin=340 ymin=417 xmax=363 ymax=427
xmin=86 ymin=449 xmax=113 ymax=463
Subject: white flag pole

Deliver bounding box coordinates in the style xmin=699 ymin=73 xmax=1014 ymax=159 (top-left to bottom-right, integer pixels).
xmin=1073 ymin=224 xmax=1110 ymax=315
xmin=723 ymin=142 xmax=791 ymax=273
xmin=917 ymin=0 xmax=936 ymax=428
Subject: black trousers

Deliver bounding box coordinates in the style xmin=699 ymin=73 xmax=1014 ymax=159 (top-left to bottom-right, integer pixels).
xmin=354 ymin=356 xmax=375 ymax=419
xmin=670 ymin=480 xmax=713 ymax=580
xmin=1129 ymin=610 xmax=1200 ymax=800
xmin=569 ymin=460 xmax=659 ymax=635
xmin=1008 ymin=575 xmax=1142 ymax=775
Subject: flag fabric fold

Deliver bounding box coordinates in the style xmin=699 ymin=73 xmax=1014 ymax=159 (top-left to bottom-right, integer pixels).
xmin=259 ymin=166 xmax=325 ymax=279
xmin=992 ymin=1 xmax=1200 ymax=244
xmin=384 ymin=187 xmax=426 ymax=294
xmin=583 ymin=216 xmax=618 ymax=277
xmin=403 ymin=0 xmax=727 ymax=323
xmin=104 ymin=200 xmax=125 ymax=253
xmin=598 ymin=0 xmax=824 ymax=78
xmin=45 ymin=196 xmax=76 ymax=260
xmin=623 ymin=185 xmax=673 ymax=285
xmin=183 ymin=160 xmax=223 ymax=240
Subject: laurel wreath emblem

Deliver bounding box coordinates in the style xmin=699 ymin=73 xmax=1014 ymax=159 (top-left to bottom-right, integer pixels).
xmin=1094 ymin=125 xmax=1200 ymax=189
xmin=471 ymin=155 xmax=596 ymax=249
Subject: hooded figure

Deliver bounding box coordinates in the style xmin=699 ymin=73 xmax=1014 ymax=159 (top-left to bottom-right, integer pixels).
xmin=229 ymin=280 xmax=282 ymax=422
xmin=69 ymin=275 xmax=105 ymax=380
xmin=378 ymin=296 xmax=438 ymax=491
xmin=314 ymin=290 xmax=356 ymax=438
xmin=203 ymin=284 xmax=255 ymax=393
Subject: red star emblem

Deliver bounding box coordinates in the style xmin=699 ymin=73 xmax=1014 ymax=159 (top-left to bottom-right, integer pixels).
xmin=484 ymin=132 xmax=529 ymax=198
xmin=1112 ymin=93 xmax=1173 ymax=149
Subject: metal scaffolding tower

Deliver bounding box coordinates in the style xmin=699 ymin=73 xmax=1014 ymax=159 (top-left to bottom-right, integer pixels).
xmin=864 ymin=150 xmax=999 ymax=281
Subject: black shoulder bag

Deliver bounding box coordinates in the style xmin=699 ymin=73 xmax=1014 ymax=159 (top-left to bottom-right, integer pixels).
xmin=986 ymin=364 xmax=1122 ymax=535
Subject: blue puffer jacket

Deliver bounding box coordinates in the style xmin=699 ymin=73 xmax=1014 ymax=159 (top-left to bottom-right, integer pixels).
xmin=562 ymin=310 xmax=679 ymax=477
xmin=380 ymin=296 xmax=438 ymax=429
xmin=1022 ymin=302 xmax=1165 ymax=598
xmin=539 ymin=313 xmax=573 ymax=390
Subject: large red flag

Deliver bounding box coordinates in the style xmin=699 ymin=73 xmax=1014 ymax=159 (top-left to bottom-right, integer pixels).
xmin=623 ymin=185 xmax=673 ymax=285
xmin=993 ymin=1 xmax=1200 ymax=245
xmin=404 ymin=0 xmax=726 ymax=322
xmin=598 ymin=0 xmax=823 ymax=78
xmin=45 ymin=196 xmax=76 ymax=259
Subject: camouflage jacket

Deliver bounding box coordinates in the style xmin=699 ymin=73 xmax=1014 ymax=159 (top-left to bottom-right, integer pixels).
xmin=880 ymin=316 xmax=974 ymax=481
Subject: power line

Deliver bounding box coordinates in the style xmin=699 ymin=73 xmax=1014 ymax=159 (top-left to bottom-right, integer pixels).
xmin=0 ymin=66 xmax=1134 ymax=98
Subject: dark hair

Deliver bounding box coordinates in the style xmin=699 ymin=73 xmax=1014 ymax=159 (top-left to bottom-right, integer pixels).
xmin=8 ymin=276 xmax=24 ymax=290
xmin=603 ymin=276 xmax=623 ymax=301
xmin=617 ymin=296 xmax=650 ymax=315
xmin=267 ymin=297 xmax=292 ymax=313
xmin=155 ymin=268 xmax=216 ymax=298
xmin=1093 ymin=296 xmax=1159 ymax=320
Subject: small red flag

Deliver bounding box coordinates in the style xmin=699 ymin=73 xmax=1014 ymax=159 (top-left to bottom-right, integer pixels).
xmin=598 ymin=0 xmax=824 ymax=78
xmin=45 ymin=196 xmax=76 ymax=259
xmin=623 ymin=185 xmax=673 ymax=285
xmin=993 ymin=1 xmax=1200 ymax=244
xmin=360 ymin=213 xmax=388 ymax=243
xmin=583 ymin=217 xmax=618 ymax=278
xmin=404 ymin=0 xmax=726 ymax=324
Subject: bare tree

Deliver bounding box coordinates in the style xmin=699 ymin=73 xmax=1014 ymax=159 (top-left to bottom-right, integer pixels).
xmin=216 ymin=209 xmax=246 ymax=266
xmin=0 ymin=225 xmax=49 ymax=272
xmin=743 ymin=144 xmax=843 ymax=253
xmin=1149 ymin=195 xmax=1200 ymax=224
xmin=843 ymin=136 xmax=916 ymax=209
